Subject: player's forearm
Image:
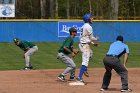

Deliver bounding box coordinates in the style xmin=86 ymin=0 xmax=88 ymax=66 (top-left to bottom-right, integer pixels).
xmin=64 ymin=46 xmax=72 ymax=53
xmin=90 ymin=37 xmax=98 ymax=40
xmin=89 ymin=35 xmax=99 ymax=41
xmin=123 ymin=53 xmax=128 ymax=67
xmin=89 ymin=34 xmax=98 ymax=40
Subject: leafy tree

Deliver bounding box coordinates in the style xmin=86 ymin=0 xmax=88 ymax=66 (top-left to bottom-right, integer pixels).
xmin=5 ymin=0 xmax=140 ymax=19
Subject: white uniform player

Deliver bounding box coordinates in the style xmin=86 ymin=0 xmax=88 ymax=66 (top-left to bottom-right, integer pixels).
xmin=77 ymin=13 xmax=99 ymax=83
xmin=79 ymin=23 xmax=98 ymax=66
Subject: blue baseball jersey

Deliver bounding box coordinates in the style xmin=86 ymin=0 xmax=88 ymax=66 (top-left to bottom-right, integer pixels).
xmin=107 ymin=41 xmax=129 ymax=58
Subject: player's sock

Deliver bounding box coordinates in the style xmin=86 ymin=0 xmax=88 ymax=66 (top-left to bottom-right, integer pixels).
xmin=78 ymin=65 xmax=86 ymax=79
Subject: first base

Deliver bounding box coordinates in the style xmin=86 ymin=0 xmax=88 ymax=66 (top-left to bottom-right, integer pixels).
xmin=69 ymin=81 xmax=85 ymax=86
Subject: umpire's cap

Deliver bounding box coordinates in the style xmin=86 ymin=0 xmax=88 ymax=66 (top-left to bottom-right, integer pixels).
xmin=116 ymin=35 xmax=123 ymax=42
xmin=13 ymin=38 xmax=20 ymax=43
xmin=69 ymin=27 xmax=77 ymax=34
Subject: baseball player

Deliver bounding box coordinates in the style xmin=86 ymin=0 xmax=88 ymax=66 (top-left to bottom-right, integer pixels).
xmin=57 ymin=27 xmax=78 ymax=81
xmin=75 ymin=13 xmax=99 ymax=84
xmin=13 ymin=38 xmax=38 ymax=70
xmin=100 ymin=36 xmax=132 ymax=92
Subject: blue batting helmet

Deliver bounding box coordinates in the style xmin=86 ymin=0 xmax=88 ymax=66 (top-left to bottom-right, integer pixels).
xmin=83 ymin=13 xmax=93 ymax=23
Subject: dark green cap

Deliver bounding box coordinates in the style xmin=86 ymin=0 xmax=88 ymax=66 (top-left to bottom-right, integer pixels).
xmin=13 ymin=38 xmax=20 ymax=43
xmin=69 ymin=27 xmax=77 ymax=33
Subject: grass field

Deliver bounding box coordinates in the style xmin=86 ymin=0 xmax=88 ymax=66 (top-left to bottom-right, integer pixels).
xmin=0 ymin=42 xmax=139 ymax=70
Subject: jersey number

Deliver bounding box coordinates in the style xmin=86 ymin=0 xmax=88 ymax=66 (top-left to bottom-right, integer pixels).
xmin=80 ymin=28 xmax=83 ymax=36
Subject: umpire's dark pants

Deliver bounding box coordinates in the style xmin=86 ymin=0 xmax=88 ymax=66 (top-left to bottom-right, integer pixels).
xmin=101 ymin=56 xmax=128 ymax=89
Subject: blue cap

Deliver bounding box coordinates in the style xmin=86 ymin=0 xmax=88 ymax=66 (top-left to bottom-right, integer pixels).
xmin=83 ymin=13 xmax=93 ymax=23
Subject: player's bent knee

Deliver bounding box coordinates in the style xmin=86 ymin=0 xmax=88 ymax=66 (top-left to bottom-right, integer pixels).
xmin=24 ymin=52 xmax=30 ymax=57
xmin=72 ymin=65 xmax=76 ymax=69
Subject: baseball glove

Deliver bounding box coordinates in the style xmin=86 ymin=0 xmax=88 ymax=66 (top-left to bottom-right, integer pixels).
xmin=93 ymin=43 xmax=99 ymax=47
xmin=91 ymin=42 xmax=99 ymax=47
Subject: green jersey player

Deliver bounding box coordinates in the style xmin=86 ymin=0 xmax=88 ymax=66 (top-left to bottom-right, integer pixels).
xmin=13 ymin=38 xmax=38 ymax=70
xmin=57 ymin=27 xmax=77 ymax=81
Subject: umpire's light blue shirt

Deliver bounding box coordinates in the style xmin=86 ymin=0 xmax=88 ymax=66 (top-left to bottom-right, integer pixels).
xmin=107 ymin=41 xmax=129 ymax=57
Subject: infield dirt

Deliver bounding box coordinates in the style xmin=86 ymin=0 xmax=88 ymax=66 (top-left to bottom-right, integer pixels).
xmin=0 ymin=68 xmax=139 ymax=93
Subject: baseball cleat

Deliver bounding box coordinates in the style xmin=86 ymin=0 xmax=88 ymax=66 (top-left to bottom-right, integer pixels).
xmin=76 ymin=77 xmax=85 ymax=83
xmin=22 ymin=66 xmax=33 ymax=70
xmin=100 ymin=88 xmax=108 ymax=91
xmin=84 ymin=71 xmax=89 ymax=77
xmin=121 ymin=88 xmax=132 ymax=92
xmin=57 ymin=74 xmax=65 ymax=81
xmin=69 ymin=76 xmax=76 ymax=81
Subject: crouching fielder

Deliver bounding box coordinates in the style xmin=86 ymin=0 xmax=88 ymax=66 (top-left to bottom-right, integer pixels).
xmin=57 ymin=27 xmax=78 ymax=81
xmin=13 ymin=38 xmax=38 ymax=70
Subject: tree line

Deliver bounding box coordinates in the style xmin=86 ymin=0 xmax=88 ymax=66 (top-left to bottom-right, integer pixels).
xmin=9 ymin=0 xmax=140 ymax=19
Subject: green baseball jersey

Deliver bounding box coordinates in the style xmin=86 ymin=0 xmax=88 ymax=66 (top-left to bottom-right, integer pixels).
xmin=17 ymin=40 xmax=36 ymax=51
xmin=58 ymin=36 xmax=74 ymax=54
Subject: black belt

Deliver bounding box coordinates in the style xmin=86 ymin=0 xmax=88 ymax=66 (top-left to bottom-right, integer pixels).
xmin=81 ymin=43 xmax=87 ymax=44
xmin=106 ymin=54 xmax=118 ymax=58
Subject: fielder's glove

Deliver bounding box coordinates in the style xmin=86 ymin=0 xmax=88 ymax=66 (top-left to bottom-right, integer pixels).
xmin=91 ymin=42 xmax=99 ymax=47
xmin=93 ymin=43 xmax=99 ymax=47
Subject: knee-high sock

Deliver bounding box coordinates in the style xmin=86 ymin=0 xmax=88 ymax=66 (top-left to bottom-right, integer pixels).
xmin=78 ymin=65 xmax=86 ymax=79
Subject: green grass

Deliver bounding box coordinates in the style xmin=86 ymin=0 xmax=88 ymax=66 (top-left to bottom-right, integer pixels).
xmin=0 ymin=42 xmax=139 ymax=70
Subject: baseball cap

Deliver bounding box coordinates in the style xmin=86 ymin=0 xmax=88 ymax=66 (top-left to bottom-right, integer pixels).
xmin=116 ymin=35 xmax=123 ymax=42
xmin=13 ymin=38 xmax=20 ymax=43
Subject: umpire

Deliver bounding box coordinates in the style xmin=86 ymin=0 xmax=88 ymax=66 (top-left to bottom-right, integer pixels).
xmin=100 ymin=36 xmax=132 ymax=92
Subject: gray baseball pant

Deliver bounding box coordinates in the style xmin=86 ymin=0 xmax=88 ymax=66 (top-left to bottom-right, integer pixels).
xmin=57 ymin=52 xmax=76 ymax=77
xmin=24 ymin=46 xmax=38 ymax=67
xmin=101 ymin=56 xmax=128 ymax=89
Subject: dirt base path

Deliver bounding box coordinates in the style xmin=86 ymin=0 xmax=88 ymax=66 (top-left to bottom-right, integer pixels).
xmin=0 ymin=68 xmax=139 ymax=93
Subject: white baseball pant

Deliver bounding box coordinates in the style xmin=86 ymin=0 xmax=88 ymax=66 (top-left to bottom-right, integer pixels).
xmin=79 ymin=43 xmax=93 ymax=67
